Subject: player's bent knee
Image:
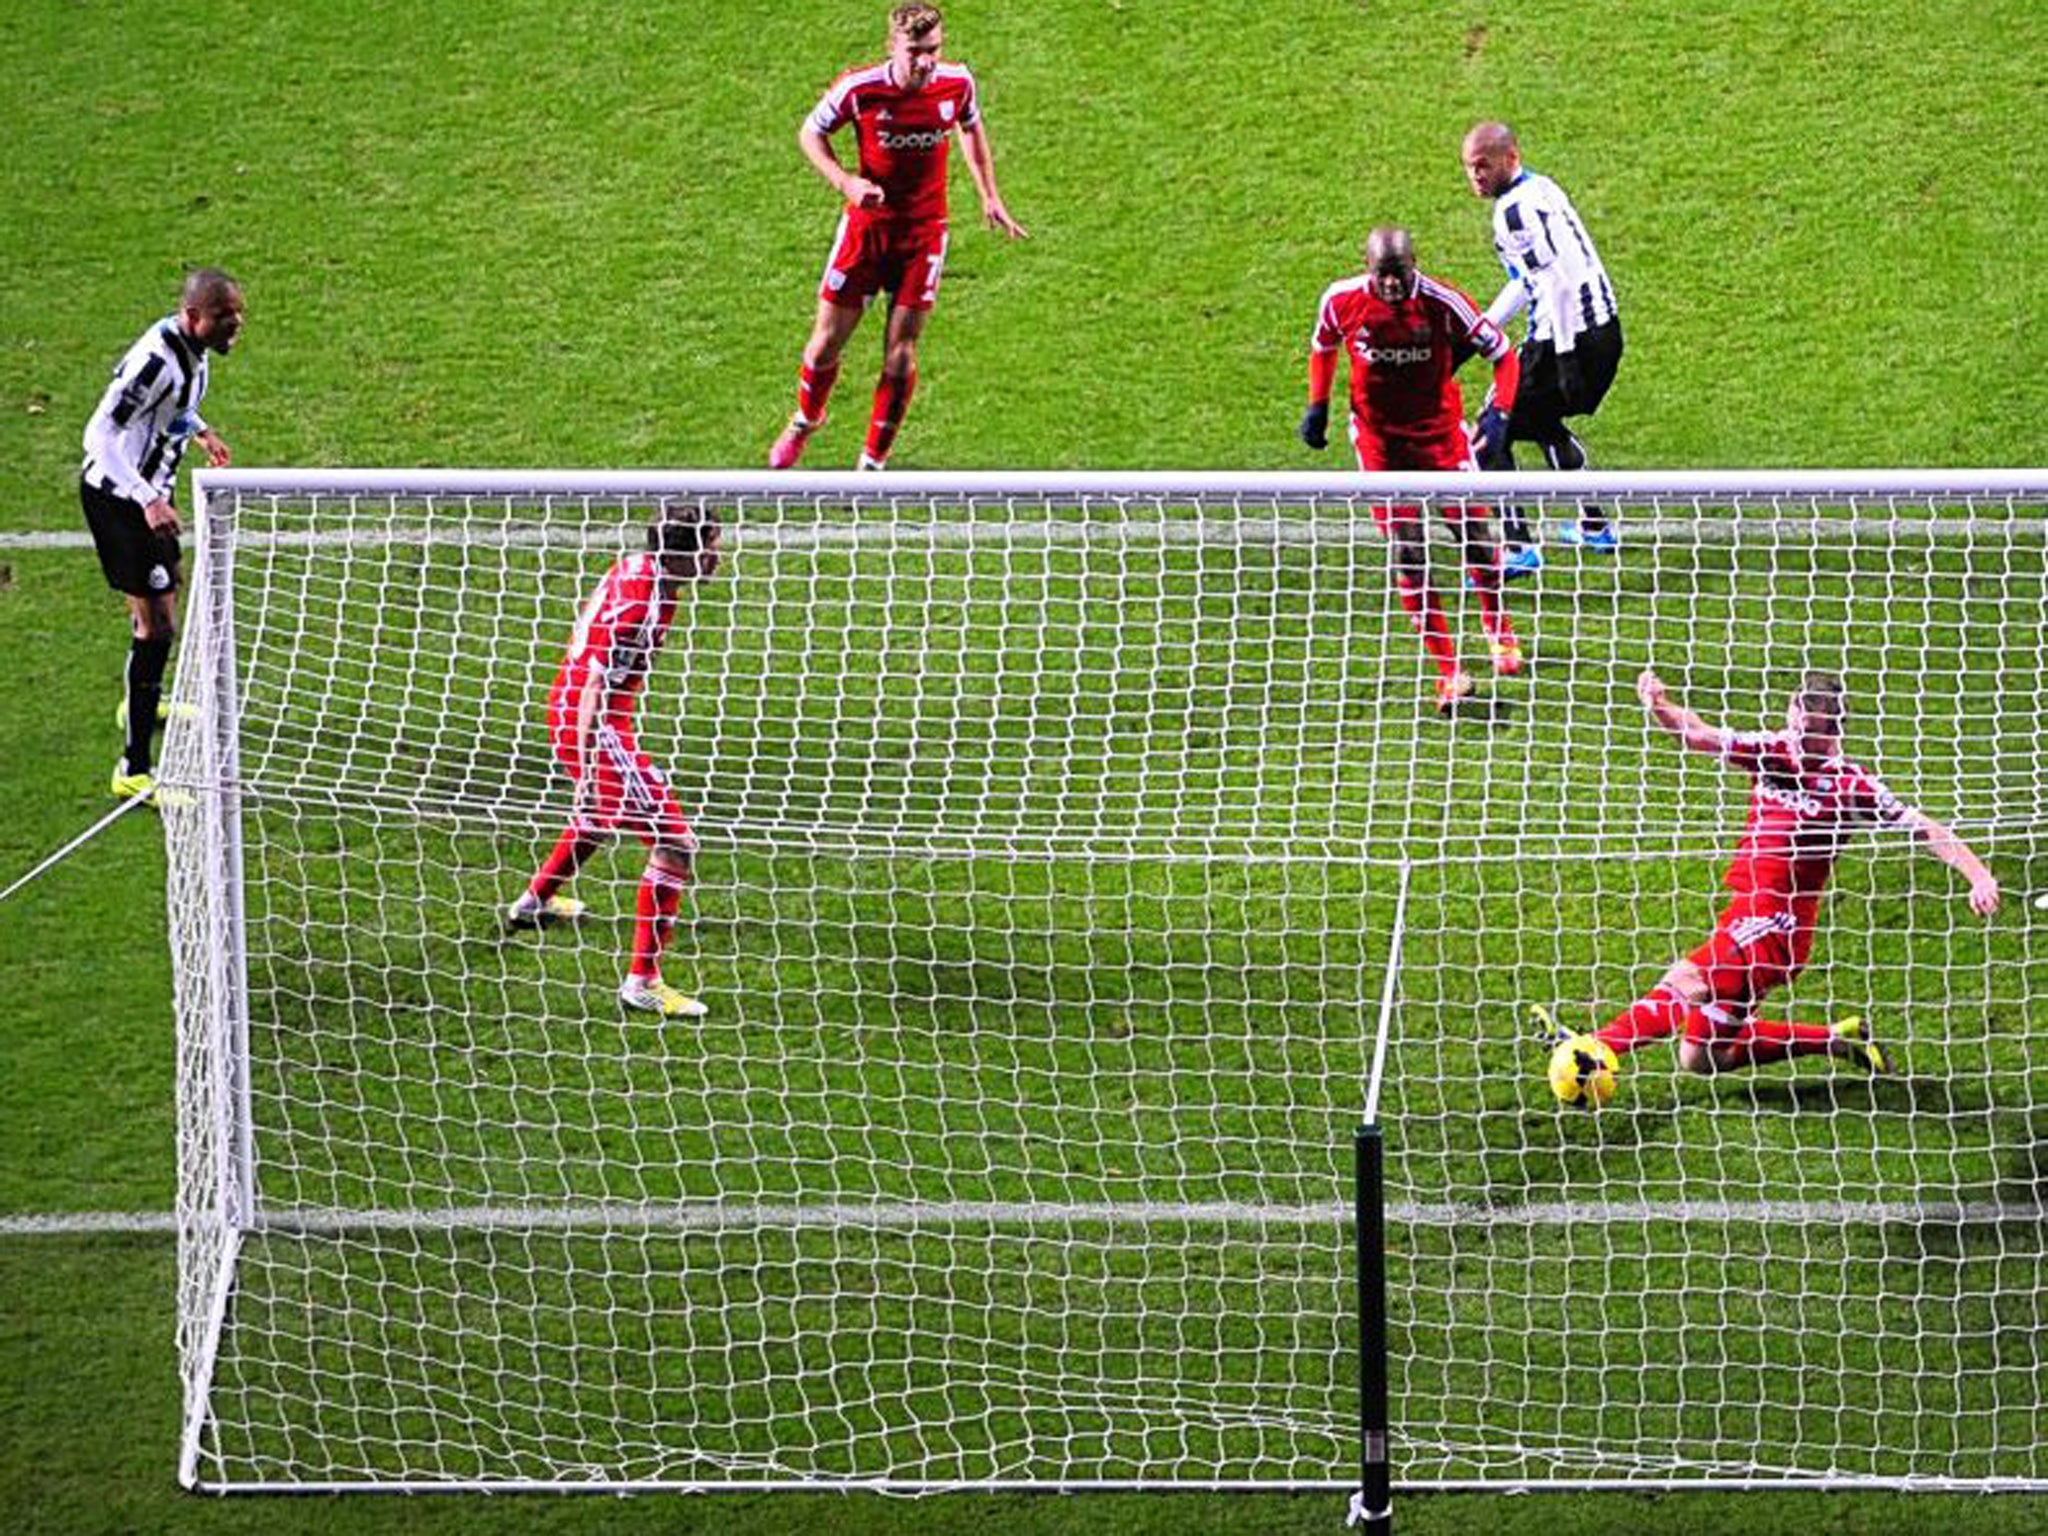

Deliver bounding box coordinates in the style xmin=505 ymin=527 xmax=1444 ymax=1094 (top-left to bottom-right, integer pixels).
xmin=1661 ymin=961 xmax=1708 ymax=1005
xmin=1677 ymin=1040 xmax=1720 ymax=1076
xmin=651 ymin=841 xmax=695 ymax=879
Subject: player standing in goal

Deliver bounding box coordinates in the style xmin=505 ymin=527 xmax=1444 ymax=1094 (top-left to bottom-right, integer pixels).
xmin=1460 ymin=122 xmax=1623 ymax=575
xmin=81 ymin=268 xmax=245 ymax=799
xmin=767 ymin=3 xmax=1028 ymax=471
xmin=506 ymin=505 xmax=723 ymax=1020
xmin=1299 ymin=225 xmax=1524 ymax=712
xmin=1548 ymin=670 xmax=2001 ymax=1078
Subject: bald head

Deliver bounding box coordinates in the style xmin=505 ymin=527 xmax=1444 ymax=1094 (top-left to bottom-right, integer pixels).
xmin=1461 ymin=121 xmax=1522 ymax=199
xmin=1363 ymin=225 xmax=1417 ymax=300
xmin=179 ymin=267 xmax=245 ymax=355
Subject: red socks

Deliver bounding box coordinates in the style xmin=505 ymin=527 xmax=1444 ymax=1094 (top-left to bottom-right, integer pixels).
xmin=1598 ymin=986 xmax=1833 ymax=1068
xmin=628 ymin=866 xmax=689 ymax=981
xmin=1597 ymin=990 xmax=1691 ymax=1056
xmin=529 ymin=835 xmax=694 ymax=987
xmin=1708 ymin=1018 xmax=1836 ymax=1068
xmin=1465 ymin=547 xmax=1511 ymax=647
xmin=864 ymin=366 xmax=918 ymax=463
xmin=798 ymin=362 xmax=839 ymax=425
xmin=527 ymin=827 xmax=603 ymax=905
xmin=1392 ymin=571 xmax=1458 ymax=679
xmin=792 ymin=361 xmax=916 ymax=460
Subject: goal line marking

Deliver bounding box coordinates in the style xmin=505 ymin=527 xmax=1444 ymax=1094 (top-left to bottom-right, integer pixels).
xmin=3 ymin=1196 xmax=2038 ymax=1239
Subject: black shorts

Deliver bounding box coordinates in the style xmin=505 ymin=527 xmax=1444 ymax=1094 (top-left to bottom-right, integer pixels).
xmin=1508 ymin=318 xmax=1624 ymax=441
xmin=82 ymin=479 xmax=181 ymax=597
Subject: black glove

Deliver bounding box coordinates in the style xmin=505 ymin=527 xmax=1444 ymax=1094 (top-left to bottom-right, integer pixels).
xmin=1555 ymin=347 xmax=1585 ymax=406
xmin=1474 ymin=405 xmax=1511 ymax=461
xmin=1298 ymin=401 xmax=1330 ymax=451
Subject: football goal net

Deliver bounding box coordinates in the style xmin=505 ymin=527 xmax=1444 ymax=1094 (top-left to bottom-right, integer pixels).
xmin=164 ymin=469 xmax=2047 ymax=1495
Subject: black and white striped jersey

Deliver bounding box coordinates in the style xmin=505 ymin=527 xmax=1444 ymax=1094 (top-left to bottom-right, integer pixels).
xmin=1483 ymin=170 xmax=1618 ymax=353
xmin=81 ymin=316 xmax=211 ymax=507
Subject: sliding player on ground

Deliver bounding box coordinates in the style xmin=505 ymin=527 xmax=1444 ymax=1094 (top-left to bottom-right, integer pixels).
xmin=507 ymin=505 xmax=724 ymax=1020
xmin=768 ymin=3 xmax=1027 ymax=471
xmin=1545 ymin=670 xmax=2000 ymax=1081
xmin=1299 ymin=225 xmax=1523 ymax=712
xmin=1461 ymin=122 xmax=1623 ymax=574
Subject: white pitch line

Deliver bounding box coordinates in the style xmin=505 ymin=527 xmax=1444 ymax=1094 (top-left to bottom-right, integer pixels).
xmin=3 ymin=1196 xmax=2039 ymax=1239
xmin=0 ymin=1210 xmax=178 ymax=1234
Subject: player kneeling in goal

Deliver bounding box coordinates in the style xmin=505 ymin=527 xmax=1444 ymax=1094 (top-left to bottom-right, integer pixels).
xmin=1300 ymin=226 xmax=1524 ymax=713
xmin=1539 ymin=668 xmax=2000 ymax=1095
xmin=507 ymin=504 xmax=724 ymax=1019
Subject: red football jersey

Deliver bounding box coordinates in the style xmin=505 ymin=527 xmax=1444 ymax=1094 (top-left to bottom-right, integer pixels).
xmin=807 ymin=60 xmax=980 ymax=223
xmin=1716 ymin=732 xmax=1914 ymax=897
xmin=1310 ymin=272 xmax=1508 ymax=439
xmin=547 ymin=554 xmax=678 ymax=773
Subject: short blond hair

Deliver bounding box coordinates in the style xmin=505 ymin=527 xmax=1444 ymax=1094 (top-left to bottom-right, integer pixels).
xmin=890 ymin=4 xmax=942 ymax=41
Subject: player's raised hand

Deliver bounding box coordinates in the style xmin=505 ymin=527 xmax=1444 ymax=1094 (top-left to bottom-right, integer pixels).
xmin=984 ymin=198 xmax=1028 ymax=239
xmin=1636 ymin=670 xmax=1667 ymax=709
xmin=1968 ymin=872 xmax=2002 ymax=916
xmin=842 ymin=174 xmax=887 ymax=210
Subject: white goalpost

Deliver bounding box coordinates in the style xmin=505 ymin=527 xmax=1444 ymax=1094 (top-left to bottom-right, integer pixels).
xmin=164 ymin=469 xmax=2048 ymax=1494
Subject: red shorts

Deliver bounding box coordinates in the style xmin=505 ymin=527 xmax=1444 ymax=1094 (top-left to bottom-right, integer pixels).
xmin=1686 ymin=893 xmax=1822 ymax=1018
xmin=818 ymin=213 xmax=950 ymax=312
xmin=559 ymin=723 xmax=694 ymax=850
xmin=1347 ymin=417 xmax=1487 ymax=534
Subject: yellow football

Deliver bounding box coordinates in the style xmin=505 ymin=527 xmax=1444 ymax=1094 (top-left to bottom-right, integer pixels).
xmin=1548 ymin=1034 xmax=1620 ymax=1108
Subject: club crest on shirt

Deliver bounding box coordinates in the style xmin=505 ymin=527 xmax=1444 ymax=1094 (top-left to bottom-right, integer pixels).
xmin=940 ymin=99 xmax=955 ymax=122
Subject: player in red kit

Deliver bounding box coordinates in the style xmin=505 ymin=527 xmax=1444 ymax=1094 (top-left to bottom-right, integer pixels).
xmin=506 ymin=504 xmax=724 ymax=1020
xmin=768 ymin=4 xmax=1028 ymax=471
xmin=1540 ymin=669 xmax=2001 ymax=1081
xmin=1299 ymin=226 xmax=1524 ymax=712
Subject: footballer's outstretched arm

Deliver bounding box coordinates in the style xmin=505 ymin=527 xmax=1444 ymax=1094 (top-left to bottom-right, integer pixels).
xmin=957 ymin=120 xmax=1027 ymax=238
xmin=1899 ymin=808 xmax=2003 ymax=916
xmin=1636 ymin=670 xmax=1727 ymax=757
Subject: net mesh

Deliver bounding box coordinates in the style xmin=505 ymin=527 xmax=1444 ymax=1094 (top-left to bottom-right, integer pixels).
xmin=166 ymin=474 xmax=2048 ymax=1490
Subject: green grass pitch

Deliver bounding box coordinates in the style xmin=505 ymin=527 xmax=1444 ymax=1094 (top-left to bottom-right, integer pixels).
xmin=2 ymin=1 xmax=2046 ymax=1533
